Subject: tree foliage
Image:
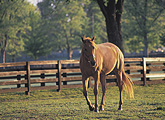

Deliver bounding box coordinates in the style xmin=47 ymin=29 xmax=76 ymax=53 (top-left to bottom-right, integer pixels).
xmin=85 ymin=0 xmax=107 ymax=43
xmin=23 ymin=6 xmax=52 ymax=60
xmin=123 ymin=0 xmax=165 ymax=56
xmin=38 ymin=0 xmax=87 ymax=59
xmin=0 ymin=0 xmax=34 ymax=62
xmin=0 ymin=0 xmax=164 ymax=62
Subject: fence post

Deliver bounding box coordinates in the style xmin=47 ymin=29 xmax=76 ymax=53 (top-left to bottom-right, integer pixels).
xmin=41 ymin=73 xmax=45 ymax=86
xmin=143 ymin=58 xmax=147 ymax=86
xmin=57 ymin=60 xmax=62 ymax=92
xmin=62 ymin=73 xmax=67 ymax=85
xmin=17 ymin=75 xmax=21 ymax=88
xmin=25 ymin=61 xmax=31 ymax=95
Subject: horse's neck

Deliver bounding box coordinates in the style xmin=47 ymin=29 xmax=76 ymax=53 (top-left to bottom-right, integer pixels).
xmin=95 ymin=47 xmax=101 ymax=59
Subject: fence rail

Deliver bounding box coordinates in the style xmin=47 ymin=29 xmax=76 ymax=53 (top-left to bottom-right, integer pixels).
xmin=0 ymin=57 xmax=164 ymax=95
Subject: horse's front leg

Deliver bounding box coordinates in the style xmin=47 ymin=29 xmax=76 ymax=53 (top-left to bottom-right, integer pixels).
xmin=93 ymin=72 xmax=100 ymax=112
xmin=99 ymin=73 xmax=107 ymax=111
xmin=82 ymin=76 xmax=94 ymax=111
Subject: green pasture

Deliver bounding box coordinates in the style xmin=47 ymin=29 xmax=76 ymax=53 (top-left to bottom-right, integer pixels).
xmin=0 ymin=84 xmax=164 ymax=120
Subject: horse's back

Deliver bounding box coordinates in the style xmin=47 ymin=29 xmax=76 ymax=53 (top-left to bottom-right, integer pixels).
xmin=97 ymin=42 xmax=124 ymax=74
xmin=98 ymin=42 xmax=122 ymax=53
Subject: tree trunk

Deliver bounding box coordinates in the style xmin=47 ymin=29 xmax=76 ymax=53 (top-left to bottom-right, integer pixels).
xmin=0 ymin=34 xmax=8 ymax=63
xmin=64 ymin=29 xmax=71 ymax=60
xmin=67 ymin=46 xmax=71 ymax=60
xmin=12 ymin=55 xmax=16 ymax=62
xmin=1 ymin=49 xmax=5 ymax=63
xmin=143 ymin=32 xmax=148 ymax=57
xmin=97 ymin=0 xmax=124 ymax=53
xmin=92 ymin=13 xmax=95 ymax=37
xmin=143 ymin=0 xmax=148 ymax=57
xmin=105 ymin=16 xmax=124 ymax=52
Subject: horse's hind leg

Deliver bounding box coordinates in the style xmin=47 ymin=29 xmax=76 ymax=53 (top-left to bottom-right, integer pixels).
xmin=82 ymin=76 xmax=94 ymax=111
xmin=99 ymin=73 xmax=107 ymax=111
xmin=115 ymin=70 xmax=124 ymax=110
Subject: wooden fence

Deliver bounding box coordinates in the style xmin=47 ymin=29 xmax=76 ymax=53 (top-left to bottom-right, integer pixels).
xmin=0 ymin=57 xmax=164 ymax=95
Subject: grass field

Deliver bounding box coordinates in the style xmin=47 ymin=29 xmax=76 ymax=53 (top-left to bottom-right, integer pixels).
xmin=0 ymin=84 xmax=164 ymax=120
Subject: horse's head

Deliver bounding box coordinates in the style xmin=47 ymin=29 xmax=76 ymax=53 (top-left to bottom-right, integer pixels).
xmin=81 ymin=36 xmax=97 ymax=67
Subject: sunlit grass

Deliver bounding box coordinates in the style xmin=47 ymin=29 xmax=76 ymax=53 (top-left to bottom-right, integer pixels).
xmin=0 ymin=84 xmax=164 ymax=119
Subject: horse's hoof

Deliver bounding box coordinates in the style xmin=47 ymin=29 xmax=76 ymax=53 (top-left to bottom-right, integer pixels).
xmin=99 ymin=106 xmax=104 ymax=111
xmin=89 ymin=105 xmax=95 ymax=111
xmin=94 ymin=110 xmax=99 ymax=113
xmin=118 ymin=108 xmax=123 ymax=111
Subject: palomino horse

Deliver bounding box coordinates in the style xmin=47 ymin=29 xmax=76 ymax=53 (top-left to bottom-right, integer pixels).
xmin=80 ymin=36 xmax=134 ymax=112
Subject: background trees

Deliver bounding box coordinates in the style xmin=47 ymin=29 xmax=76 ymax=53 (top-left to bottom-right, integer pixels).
xmin=0 ymin=0 xmax=164 ymax=62
xmin=85 ymin=1 xmax=107 ymax=43
xmin=23 ymin=6 xmax=52 ymax=60
xmin=0 ymin=0 xmax=31 ymax=63
xmin=38 ymin=0 xmax=91 ymax=59
xmin=123 ymin=0 xmax=164 ymax=56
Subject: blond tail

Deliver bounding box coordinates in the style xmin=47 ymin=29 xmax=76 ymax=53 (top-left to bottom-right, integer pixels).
xmin=122 ymin=70 xmax=134 ymax=99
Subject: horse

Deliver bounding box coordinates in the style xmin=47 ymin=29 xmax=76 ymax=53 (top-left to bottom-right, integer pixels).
xmin=80 ymin=36 xmax=134 ymax=112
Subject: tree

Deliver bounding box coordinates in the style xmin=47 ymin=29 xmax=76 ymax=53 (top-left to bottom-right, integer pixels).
xmin=85 ymin=1 xmax=107 ymax=43
xmin=96 ymin=0 xmax=124 ymax=52
xmin=23 ymin=6 xmax=52 ymax=60
xmin=7 ymin=30 xmax=24 ymax=62
xmin=38 ymin=0 xmax=88 ymax=59
xmin=0 ymin=0 xmax=32 ymax=63
xmin=123 ymin=0 xmax=165 ymax=56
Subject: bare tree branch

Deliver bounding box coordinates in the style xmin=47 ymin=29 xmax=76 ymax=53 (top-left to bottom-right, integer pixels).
xmin=150 ymin=8 xmax=164 ymax=27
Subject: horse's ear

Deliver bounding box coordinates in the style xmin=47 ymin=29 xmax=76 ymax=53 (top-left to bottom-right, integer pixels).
xmin=91 ymin=36 xmax=95 ymax=41
xmin=81 ymin=36 xmax=85 ymax=43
